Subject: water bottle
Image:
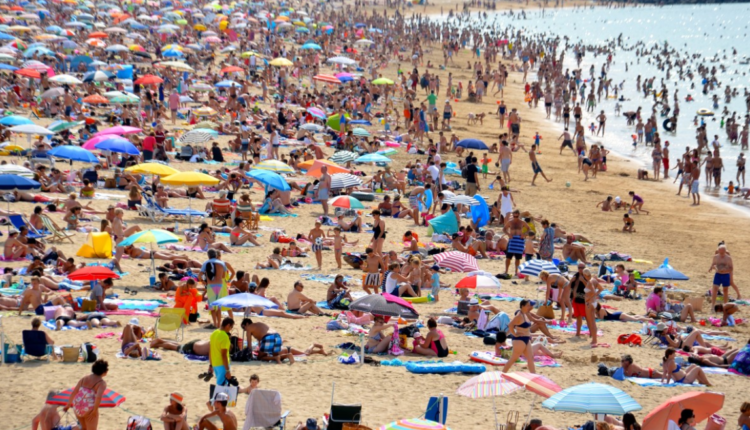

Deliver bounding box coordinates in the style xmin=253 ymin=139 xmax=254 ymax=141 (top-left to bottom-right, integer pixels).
xmin=174 ymin=220 xmax=179 ymax=233
xmin=18 ymin=277 xmax=25 ymax=290
xmin=641 ymin=322 xmax=648 ymax=334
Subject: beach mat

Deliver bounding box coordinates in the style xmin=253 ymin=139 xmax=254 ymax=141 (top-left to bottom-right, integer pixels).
xmin=103 ymin=298 xmax=167 ymax=311
xmin=627 ymin=377 xmax=704 ymax=387
xmin=43 ymin=320 xmax=87 ymax=331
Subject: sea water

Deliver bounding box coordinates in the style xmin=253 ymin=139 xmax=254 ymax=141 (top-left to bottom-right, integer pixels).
xmin=439 ymin=4 xmax=750 ymax=206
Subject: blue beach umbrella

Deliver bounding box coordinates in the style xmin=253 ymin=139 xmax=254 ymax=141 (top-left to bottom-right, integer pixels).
xmin=94 ymin=139 xmax=140 ymax=156
xmin=215 ymin=80 xmax=241 ymax=88
xmin=355 ymin=153 xmax=391 ymax=163
xmin=640 ymin=258 xmax=689 ymax=281
xmin=162 ymin=49 xmax=184 ymax=58
xmin=542 ymin=382 xmax=641 ymax=415
xmin=246 ymin=169 xmax=291 ymax=191
xmin=518 ymin=259 xmax=560 ymax=277
xmin=0 ymin=116 xmax=33 ymax=126
xmin=456 ymin=138 xmax=489 ymax=150
xmin=49 ymin=145 xmax=100 ymax=163
xmin=0 ymin=174 xmax=40 ymax=190
xmin=300 ymin=42 xmax=321 ymax=50
xmin=0 ymin=32 xmax=17 ymax=40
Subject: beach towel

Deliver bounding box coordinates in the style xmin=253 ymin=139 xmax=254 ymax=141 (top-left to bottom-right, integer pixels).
xmin=260 ymin=213 xmax=298 ymax=218
xmin=103 ymin=298 xmax=168 ymax=311
xmin=301 ymin=274 xmax=361 ymax=285
xmin=43 ymin=320 xmax=88 ymax=331
xmin=479 ymin=293 xmax=524 ymax=302
xmin=184 ymin=354 xmax=209 ymax=362
xmin=626 ymin=377 xmax=703 ymax=387
xmin=116 ymin=351 xmax=161 ymax=360
xmin=548 ymin=322 xmax=603 ymax=337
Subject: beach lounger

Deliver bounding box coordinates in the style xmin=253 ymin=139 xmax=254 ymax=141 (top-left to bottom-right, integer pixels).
xmin=40 ymin=215 xmax=74 ymax=243
xmin=21 ymin=330 xmax=53 ymax=361
xmin=9 ymin=214 xmax=47 ymax=239
xmin=141 ymin=194 xmax=207 ymax=222
xmin=327 ymin=383 xmax=362 ymax=430
xmin=242 ymin=389 xmax=289 ymax=430
xmin=154 ymin=308 xmax=185 ymax=341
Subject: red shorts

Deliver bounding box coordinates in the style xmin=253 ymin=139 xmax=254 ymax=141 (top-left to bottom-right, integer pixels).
xmin=662 ymin=158 xmax=669 ymax=171
xmin=573 ymin=302 xmax=587 ymax=318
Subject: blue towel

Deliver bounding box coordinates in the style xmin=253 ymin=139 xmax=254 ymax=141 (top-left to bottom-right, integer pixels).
xmin=43 ymin=320 xmax=87 ymax=331
xmin=626 ymin=377 xmax=703 ymax=387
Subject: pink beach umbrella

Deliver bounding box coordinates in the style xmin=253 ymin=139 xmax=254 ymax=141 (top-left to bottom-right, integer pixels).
xmin=384 ymin=141 xmax=400 ymax=148
xmin=306 ymin=107 xmax=326 ymax=120
xmin=83 ymin=134 xmax=126 ymax=150
xmin=95 ymin=126 xmax=142 ymax=136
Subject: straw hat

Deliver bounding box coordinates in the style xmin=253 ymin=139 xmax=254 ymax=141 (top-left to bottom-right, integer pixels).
xmin=169 ymin=392 xmax=184 ymax=406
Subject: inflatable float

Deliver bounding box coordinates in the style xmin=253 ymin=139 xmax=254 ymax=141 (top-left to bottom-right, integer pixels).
xmin=406 ymin=361 xmax=486 ymax=374
xmin=697 ymin=108 xmax=714 ymax=117
xmin=469 ymin=351 xmax=509 ymax=366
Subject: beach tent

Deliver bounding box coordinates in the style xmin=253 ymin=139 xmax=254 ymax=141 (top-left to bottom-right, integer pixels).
xmin=76 ymin=232 xmax=113 ymax=258
xmin=427 ymin=210 xmax=459 ymax=236
xmin=470 ymin=195 xmax=490 ymax=228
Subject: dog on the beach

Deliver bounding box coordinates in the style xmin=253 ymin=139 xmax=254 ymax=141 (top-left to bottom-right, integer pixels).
xmin=467 ymin=113 xmax=485 ymax=125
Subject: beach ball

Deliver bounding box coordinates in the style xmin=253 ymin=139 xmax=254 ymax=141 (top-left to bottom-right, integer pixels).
xmin=565 ymin=181 xmax=571 ymax=188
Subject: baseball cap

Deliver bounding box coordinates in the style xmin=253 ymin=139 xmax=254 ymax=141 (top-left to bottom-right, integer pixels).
xmin=469 ymin=298 xmax=479 ymax=305
xmin=169 ymin=392 xmax=184 ymax=406
xmin=306 ymin=419 xmax=318 ymax=430
xmin=431 ymin=265 xmax=440 ymax=271
xmin=129 ymin=318 xmax=140 ymax=326
xmin=215 ymin=392 xmax=229 ymax=401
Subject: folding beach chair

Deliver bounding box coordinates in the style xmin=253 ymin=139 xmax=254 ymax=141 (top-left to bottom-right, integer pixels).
xmin=21 ymin=330 xmax=53 ymax=361
xmin=424 ymin=395 xmax=448 ymax=425
xmin=243 ymin=389 xmax=290 ymax=430
xmin=155 ymin=308 xmax=185 ymax=341
xmin=8 ymin=214 xmax=47 ymax=239
xmin=327 ymin=383 xmax=362 ymax=430
xmin=210 ymin=200 xmax=233 ymax=226
xmin=40 ymin=216 xmax=74 ymax=243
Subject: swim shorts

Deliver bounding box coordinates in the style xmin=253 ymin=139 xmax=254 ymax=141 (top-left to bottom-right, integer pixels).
xmin=179 ymin=340 xmax=198 ymax=355
xmin=713 ymin=273 xmax=731 ymax=287
xmin=500 ymin=158 xmax=511 ymax=173
xmin=259 ymin=333 xmax=283 ymax=355
xmin=532 ymin=161 xmax=542 ymax=174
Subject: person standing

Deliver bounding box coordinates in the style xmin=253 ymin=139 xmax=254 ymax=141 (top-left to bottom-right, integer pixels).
xmin=169 ymin=89 xmax=180 ymax=126
xmin=64 ymin=359 xmax=109 ymax=430
xmin=690 ymin=160 xmax=701 ymax=206
xmin=207 ymin=317 xmax=234 ymax=386
xmin=465 ymin=157 xmax=480 ymax=196
xmin=315 ymin=166 xmax=331 ymax=217
xmin=538 ymin=219 xmax=555 ymax=261
xmin=581 ymin=268 xmax=603 ymax=347
xmin=501 ymin=300 xmax=536 ymax=374
xmin=663 ymin=141 xmax=671 ymax=179
xmin=529 ymin=145 xmax=552 ymax=186
xmin=142 ymin=132 xmax=155 ymax=162
xmin=497 ymin=141 xmax=512 ymax=184
xmin=709 ymin=245 xmax=734 ymax=308
xmin=201 ymin=249 xmax=228 ymax=328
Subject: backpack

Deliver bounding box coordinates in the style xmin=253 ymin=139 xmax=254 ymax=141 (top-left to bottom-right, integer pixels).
xmin=461 ymin=164 xmax=469 ymax=179
xmin=126 ymin=416 xmax=153 ymax=430
xmin=80 ymin=343 xmax=98 ymax=363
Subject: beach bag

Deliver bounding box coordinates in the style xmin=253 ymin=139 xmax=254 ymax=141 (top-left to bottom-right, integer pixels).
xmin=81 ymin=343 xmax=98 ymax=363
xmin=126 ymin=416 xmax=153 ymax=430
xmin=81 ymin=299 xmax=97 ymax=312
xmin=62 ymin=346 xmax=79 ymax=362
xmin=704 ymin=414 xmax=726 ymax=430
xmin=536 ymin=302 xmax=555 ymax=319
xmin=617 ymin=334 xmax=642 ymax=347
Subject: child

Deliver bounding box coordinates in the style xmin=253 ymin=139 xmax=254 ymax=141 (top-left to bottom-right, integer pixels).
xmin=430 ymin=265 xmax=445 ymax=302
xmin=331 ymin=227 xmax=344 ymax=269
xmin=622 ymin=214 xmax=635 ymax=233
xmin=523 ymin=231 xmax=538 ymax=261
xmin=596 ymin=196 xmax=613 ymax=212
xmin=728 ymin=181 xmax=736 ymax=195
xmin=403 ymin=230 xmax=420 ymax=254
xmin=589 ymin=122 xmax=597 ymax=134
xmin=533 ymin=132 xmax=542 ymax=149
xmin=480 ymin=153 xmax=490 ymax=179
xmin=255 ymin=247 xmax=283 ymax=269
xmin=308 ymin=221 xmax=325 ymax=271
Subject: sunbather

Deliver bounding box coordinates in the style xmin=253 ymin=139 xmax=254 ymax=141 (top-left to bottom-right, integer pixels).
xmin=686 ymin=348 xmax=739 ymax=368
xmin=150 ymin=339 xmax=211 ymax=356
xmin=123 ymin=245 xmax=187 ymax=260
xmin=229 ymin=218 xmax=260 ymax=247
xmin=287 ymin=281 xmax=326 ymax=316
xmin=620 ymin=354 xmax=663 ymax=379
xmin=255 ymin=247 xmax=284 ymax=269
xmin=595 ymin=305 xmax=654 ymax=323
xmin=493 ymin=332 xmax=563 ymax=359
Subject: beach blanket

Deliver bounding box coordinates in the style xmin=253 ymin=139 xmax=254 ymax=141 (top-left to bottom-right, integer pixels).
xmin=300 ymin=274 xmax=361 ymax=285
xmin=479 ymin=293 xmax=524 ymax=302
xmin=0 ymin=287 xmax=23 ymax=296
xmin=701 ymin=367 xmax=750 ymax=377
xmin=260 ymin=213 xmax=298 ymax=218
xmin=104 ymin=298 xmax=167 ymax=311
xmin=184 ymin=354 xmax=209 ymax=362
xmin=116 ymin=351 xmax=161 ymax=361
xmin=626 ymin=377 xmax=703 ymax=387
xmin=104 ymin=310 xmax=160 ymax=317
xmin=43 ymin=320 xmax=88 ymax=331
xmin=548 ymin=323 xmax=603 ymax=337
xmin=697 ymin=334 xmax=736 ymax=342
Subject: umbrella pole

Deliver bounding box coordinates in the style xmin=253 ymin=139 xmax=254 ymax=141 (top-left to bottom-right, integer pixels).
xmin=524 ymin=395 xmax=537 ymax=427
xmin=492 ymin=396 xmax=499 ymax=430
xmin=359 ymin=332 xmax=364 ymax=368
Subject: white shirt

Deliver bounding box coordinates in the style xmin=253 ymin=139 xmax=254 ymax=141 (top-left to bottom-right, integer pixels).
xmin=432 ymin=153 xmax=442 ymax=164
xmin=427 ymin=165 xmax=439 ymax=182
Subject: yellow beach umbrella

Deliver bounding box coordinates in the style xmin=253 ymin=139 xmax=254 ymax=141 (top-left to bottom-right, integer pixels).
xmin=125 ymin=162 xmax=178 ymax=177
xmin=269 ymin=57 xmax=293 ymax=67
xmin=255 ymin=159 xmax=295 ymax=174
xmin=161 ymin=171 xmax=220 ymax=186
xmin=241 ymin=51 xmax=262 ymax=58
xmin=194 ymin=24 xmax=206 ymax=31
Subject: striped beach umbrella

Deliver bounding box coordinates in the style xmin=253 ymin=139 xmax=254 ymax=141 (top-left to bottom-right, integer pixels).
xmin=330 ymin=173 xmax=362 ymax=190
xmin=0 ymin=164 xmax=33 ymax=177
xmin=328 ymin=195 xmax=365 ymax=210
xmin=306 ymin=106 xmax=326 ymax=120
xmin=352 ymin=127 xmax=370 ymax=137
xmin=455 ymin=274 xmax=499 ymax=289
xmin=313 ymin=74 xmax=341 ymax=84
xmin=254 ymin=160 xmax=295 ymax=174
xmin=518 ymin=259 xmax=559 ymax=277
xmin=118 ymin=229 xmax=181 ymax=247
xmin=355 ymin=153 xmax=391 ymax=163
xmin=178 ymin=130 xmax=213 ymax=144
xmin=443 ymin=194 xmax=480 ymax=206
xmin=502 ymin=372 xmax=562 ymax=399
xmin=379 ymin=418 xmax=450 ymax=430
xmin=329 ymin=151 xmax=358 ymax=164
xmin=542 ymin=382 xmax=642 ymax=415
xmin=47 ymin=388 xmax=125 ymax=408
xmin=433 ymin=251 xmax=480 ymax=273
xmin=457 ymin=372 xmax=523 ymax=399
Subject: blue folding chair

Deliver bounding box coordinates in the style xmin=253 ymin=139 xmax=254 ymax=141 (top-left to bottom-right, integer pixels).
xmin=425 ymin=395 xmax=448 ymax=424
xmin=9 ymin=215 xmax=47 ymax=239
xmin=22 ymin=330 xmax=53 ymax=361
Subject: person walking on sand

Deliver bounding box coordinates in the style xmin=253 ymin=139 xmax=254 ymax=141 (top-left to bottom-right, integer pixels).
xmin=529 ymin=144 xmax=552 ymax=186
xmin=502 ymin=300 xmax=536 ymax=374
xmin=497 ymin=140 xmax=512 ymax=183
xmin=709 ymin=245 xmax=733 ymax=308
xmin=64 ymin=359 xmax=109 ymax=430
xmin=690 ymin=160 xmax=701 ymax=205
xmin=207 ymin=318 xmax=234 ymax=385
xmin=315 ymin=166 xmax=331 ymax=217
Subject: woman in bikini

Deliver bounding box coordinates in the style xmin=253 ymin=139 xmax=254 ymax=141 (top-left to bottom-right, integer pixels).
xmin=662 ymin=348 xmax=712 ymax=386
xmin=64 ymin=207 xmax=95 ymax=233
xmin=112 ymin=208 xmax=141 ymax=243
xmin=196 ymin=224 xmax=233 ymax=253
xmin=229 ymin=217 xmax=260 ymax=247
xmin=64 ymin=359 xmax=109 ymax=430
xmin=365 ymin=315 xmax=397 ymax=354
xmin=502 ymin=300 xmax=536 ymax=373
xmin=540 ymin=270 xmax=571 ymax=324
xmin=595 ymin=304 xmax=654 ymax=323
xmin=413 ymin=318 xmax=450 ymax=357
xmin=582 ymin=268 xmax=603 ymax=346
xmin=123 ymin=246 xmax=185 ymax=261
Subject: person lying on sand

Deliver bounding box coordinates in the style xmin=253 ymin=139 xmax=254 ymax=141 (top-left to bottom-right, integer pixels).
xmin=686 ymin=348 xmax=740 ymax=368
xmin=150 ymin=339 xmax=211 ymax=356
xmin=123 ymin=245 xmax=188 ymax=261
xmin=620 ymin=354 xmax=663 ymax=379
xmin=254 ymin=247 xmax=284 ymax=269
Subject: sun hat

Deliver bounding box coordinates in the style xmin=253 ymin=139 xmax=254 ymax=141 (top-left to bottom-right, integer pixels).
xmin=169 ymin=392 xmax=184 ymax=406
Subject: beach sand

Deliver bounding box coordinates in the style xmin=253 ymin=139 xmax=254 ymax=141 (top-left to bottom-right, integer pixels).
xmin=2 ymin=3 xmax=749 ymax=429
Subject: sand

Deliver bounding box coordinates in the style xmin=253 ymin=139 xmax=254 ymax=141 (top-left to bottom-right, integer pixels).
xmin=2 ymin=2 xmax=749 ymax=429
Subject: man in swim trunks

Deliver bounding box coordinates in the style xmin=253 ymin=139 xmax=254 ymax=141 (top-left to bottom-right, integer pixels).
xmin=620 ymin=354 xmax=662 ymax=379
xmin=502 ymin=210 xmax=529 ymax=278
xmin=709 ymin=245 xmax=733 ymax=308
xmin=497 ymin=141 xmax=512 ymax=184
xmin=562 ymin=235 xmax=588 ymax=265
xmin=149 ymin=338 xmax=211 ymax=356
xmin=286 ymin=281 xmax=325 ymax=315
xmin=240 ymin=318 xmax=292 ymax=364
xmin=362 ymin=247 xmax=385 ymax=294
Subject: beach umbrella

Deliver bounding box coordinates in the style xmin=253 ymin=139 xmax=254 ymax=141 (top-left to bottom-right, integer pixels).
xmin=355 ymin=153 xmax=391 ymax=164
xmin=94 ymin=125 xmax=141 ymax=136
xmin=82 ymin=134 xmax=124 ymax=150
xmin=0 ymin=174 xmax=40 ymax=190
xmin=455 ymin=138 xmax=489 ymax=150
xmin=82 ymin=70 xmax=114 ymax=82
xmin=443 ymin=195 xmax=480 ymax=206
xmin=193 ymin=121 xmax=218 ymax=129
xmin=372 ymin=77 xmax=394 ymax=85
xmin=48 ymin=74 xmax=82 ymax=84
xmin=178 ymin=130 xmax=213 ymax=144
xmin=9 ymin=124 xmax=54 ymax=135
xmin=47 ymin=388 xmax=125 ymax=408
xmin=329 ymin=173 xmax=362 ymax=190
xmin=246 ymin=169 xmax=291 ymax=191
xmin=48 ymin=121 xmax=85 ymax=134
xmin=379 ymin=419 xmax=450 ymax=430
xmin=327 ymin=56 xmax=356 ymax=65
xmin=335 ymin=72 xmax=355 ymax=82
xmin=0 ymin=165 xmax=33 ymax=178
xmin=269 ymin=57 xmax=293 ymax=67
xmin=313 ymin=74 xmax=341 ymax=84
xmin=433 ymin=251 xmax=480 ymax=273
xmin=82 ymin=95 xmax=109 ymax=104
xmin=162 ymin=49 xmax=184 ymax=58
xmin=0 ymin=116 xmax=33 ymax=126
xmin=15 ymin=68 xmax=41 ymax=78
xmin=156 ymin=61 xmax=193 ymax=72
xmin=542 ymin=383 xmax=641 ymax=415
xmin=254 ymin=159 xmax=295 ymax=174
xmin=352 ymin=127 xmax=370 ymax=137
xmin=306 ymin=107 xmax=326 ymax=120
xmin=214 ymin=80 xmax=241 ymax=88
xmin=502 ymin=372 xmax=563 ymax=399
xmin=328 ymin=195 xmax=365 ymax=210
xmin=220 ymin=65 xmax=244 ymax=74
xmin=125 ymin=163 xmax=178 ymax=177
xmin=642 ymin=392 xmax=724 ymax=430
xmin=0 ymin=64 xmax=18 ymax=71
xmin=94 ymin=139 xmax=140 ymax=156
xmin=641 ymin=258 xmax=689 ymax=281
xmin=48 ymin=145 xmax=99 ymax=163
xmin=209 ymin=293 xmax=278 ymax=310
xmin=329 ymin=151 xmax=358 ymax=164
xmin=518 ymin=259 xmax=560 ymax=277
xmin=300 ymin=42 xmax=321 ymax=50
xmin=455 ymin=275 xmax=499 ymax=289
xmin=349 ymin=293 xmax=418 ymax=319
xmin=134 ymin=74 xmax=163 ymax=85
xmin=306 ymin=161 xmax=350 ymax=178
xmin=40 ymin=88 xmax=65 ymax=99
xmin=110 ymin=95 xmax=140 ymax=104
xmin=457 ymin=372 xmax=523 ymax=399
xmin=68 ymin=266 xmax=120 ymax=281
xmin=355 ymin=39 xmax=375 ymax=46
xmin=161 ymin=172 xmax=219 ymax=187
xmin=300 ymin=123 xmax=323 ymax=132
xmin=350 ymin=120 xmax=373 ymax=126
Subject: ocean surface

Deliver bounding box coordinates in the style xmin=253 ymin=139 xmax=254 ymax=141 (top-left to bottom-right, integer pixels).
xmin=439 ymin=4 xmax=750 ymax=207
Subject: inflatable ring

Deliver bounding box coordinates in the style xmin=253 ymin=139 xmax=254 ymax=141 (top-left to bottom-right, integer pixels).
xmin=697 ymin=108 xmax=714 ymax=117
xmin=663 ymin=118 xmax=675 ymax=132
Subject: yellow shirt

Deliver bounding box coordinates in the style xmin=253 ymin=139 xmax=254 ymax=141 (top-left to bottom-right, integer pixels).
xmin=209 ymin=329 xmax=230 ymax=368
